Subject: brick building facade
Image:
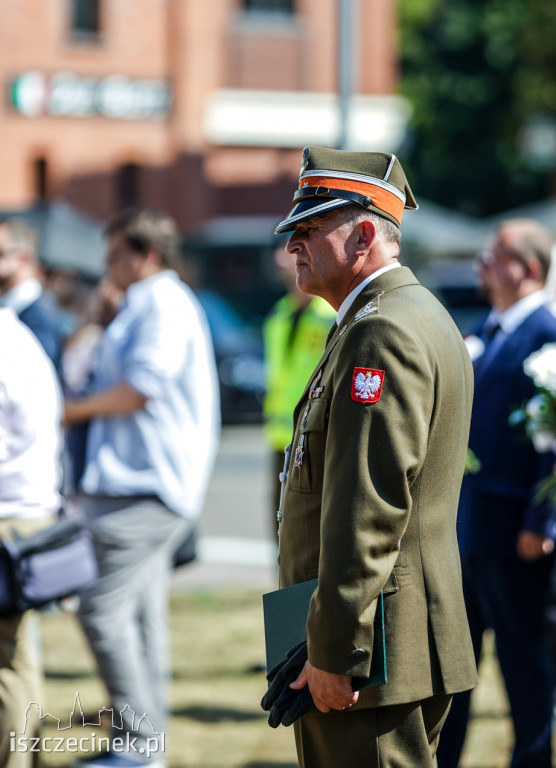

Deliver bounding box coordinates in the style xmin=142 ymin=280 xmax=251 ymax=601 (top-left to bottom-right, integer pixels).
xmin=0 ymin=0 xmax=404 ymax=241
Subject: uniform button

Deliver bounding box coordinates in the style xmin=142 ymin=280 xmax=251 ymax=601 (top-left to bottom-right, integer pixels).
xmin=277 ymin=554 xmax=280 ymax=565
xmin=352 ymin=648 xmax=367 ymax=658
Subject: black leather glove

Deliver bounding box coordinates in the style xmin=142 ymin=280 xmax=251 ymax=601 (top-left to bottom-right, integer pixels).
xmin=269 ymin=682 xmax=314 ymax=727
xmin=262 ymin=641 xmax=307 ymax=705
xmin=261 ymin=641 xmax=314 ymax=727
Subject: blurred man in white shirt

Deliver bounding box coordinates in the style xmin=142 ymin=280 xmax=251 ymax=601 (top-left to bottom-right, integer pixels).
xmin=64 ymin=210 xmax=220 ymax=768
xmin=0 ymin=307 xmax=63 ymax=768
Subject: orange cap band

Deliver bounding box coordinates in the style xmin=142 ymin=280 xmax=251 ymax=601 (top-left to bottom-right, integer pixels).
xmin=299 ymin=175 xmax=405 ymax=225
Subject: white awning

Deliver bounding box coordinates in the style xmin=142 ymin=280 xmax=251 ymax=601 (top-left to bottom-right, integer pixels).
xmin=203 ymin=89 xmax=411 ymax=151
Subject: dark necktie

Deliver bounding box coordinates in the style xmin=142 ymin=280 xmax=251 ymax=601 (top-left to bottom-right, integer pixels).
xmin=481 ymin=321 xmax=501 ymax=348
xmin=474 ymin=322 xmax=502 ymax=377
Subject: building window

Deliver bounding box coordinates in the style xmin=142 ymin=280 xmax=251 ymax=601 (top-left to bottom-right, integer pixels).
xmin=117 ymin=163 xmax=140 ymax=210
xmin=243 ymin=0 xmax=295 ymax=13
xmin=34 ymin=157 xmax=49 ymax=203
xmin=70 ymin=0 xmax=101 ymax=39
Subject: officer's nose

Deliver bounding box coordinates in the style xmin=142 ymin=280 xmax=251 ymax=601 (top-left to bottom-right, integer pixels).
xmin=286 ymin=233 xmax=301 ymax=254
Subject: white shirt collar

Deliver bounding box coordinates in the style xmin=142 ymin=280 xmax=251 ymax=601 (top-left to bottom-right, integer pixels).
xmin=486 ymin=289 xmax=549 ymax=335
xmin=336 ymin=263 xmax=401 ymax=326
xmin=125 ymin=269 xmax=177 ymax=304
xmin=0 ymin=278 xmax=43 ymax=314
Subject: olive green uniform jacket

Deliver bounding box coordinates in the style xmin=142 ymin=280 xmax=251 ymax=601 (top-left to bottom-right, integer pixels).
xmin=278 ymin=266 xmax=478 ymax=708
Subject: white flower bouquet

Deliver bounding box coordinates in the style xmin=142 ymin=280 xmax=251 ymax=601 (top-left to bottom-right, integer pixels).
xmin=509 ymin=342 xmax=556 ymax=502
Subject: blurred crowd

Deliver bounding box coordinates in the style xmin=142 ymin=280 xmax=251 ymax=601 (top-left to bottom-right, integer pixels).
xmin=0 ymin=211 xmax=220 ymax=768
xmin=3 ymin=207 xmax=556 ymax=768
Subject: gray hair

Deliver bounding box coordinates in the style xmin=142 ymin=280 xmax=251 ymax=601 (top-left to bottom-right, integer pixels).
xmin=338 ymin=205 xmax=401 ymax=247
xmin=0 ymin=218 xmax=39 ymax=258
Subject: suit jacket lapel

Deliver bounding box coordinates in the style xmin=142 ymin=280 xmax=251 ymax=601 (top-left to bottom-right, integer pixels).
xmin=473 ymin=306 xmax=547 ymax=393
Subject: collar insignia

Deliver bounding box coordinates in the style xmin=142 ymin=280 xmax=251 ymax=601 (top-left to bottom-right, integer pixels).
xmin=355 ymin=303 xmax=378 ymax=322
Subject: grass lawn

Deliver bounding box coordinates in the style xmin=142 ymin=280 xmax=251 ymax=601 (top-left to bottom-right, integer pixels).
xmin=35 ymin=589 xmax=516 ymax=768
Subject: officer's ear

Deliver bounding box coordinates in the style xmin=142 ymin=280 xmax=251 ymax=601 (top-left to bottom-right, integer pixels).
xmin=354 ymin=219 xmax=376 ymax=254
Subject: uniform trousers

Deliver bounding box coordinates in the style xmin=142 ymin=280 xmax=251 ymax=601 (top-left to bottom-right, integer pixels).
xmin=293 ymin=694 xmax=452 ymax=768
xmin=77 ymin=496 xmax=189 ymax=760
xmin=0 ymin=515 xmax=54 ymax=768
xmin=437 ymin=554 xmax=554 ymax=768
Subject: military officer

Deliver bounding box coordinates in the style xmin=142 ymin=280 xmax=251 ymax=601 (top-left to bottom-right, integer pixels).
xmin=274 ymin=147 xmax=477 ymax=767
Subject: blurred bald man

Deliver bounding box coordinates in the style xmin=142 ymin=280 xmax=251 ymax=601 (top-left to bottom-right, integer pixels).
xmin=438 ymin=219 xmax=556 ymax=768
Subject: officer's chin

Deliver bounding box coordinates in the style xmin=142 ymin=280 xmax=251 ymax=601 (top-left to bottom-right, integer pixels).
xmin=295 ymin=268 xmax=312 ymax=294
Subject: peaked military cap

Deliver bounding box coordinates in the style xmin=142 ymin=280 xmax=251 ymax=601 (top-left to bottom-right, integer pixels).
xmin=275 ymin=146 xmax=418 ymax=234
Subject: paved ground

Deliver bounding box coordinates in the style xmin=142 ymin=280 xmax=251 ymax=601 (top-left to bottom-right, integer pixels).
xmin=171 ymin=424 xmax=279 ymax=592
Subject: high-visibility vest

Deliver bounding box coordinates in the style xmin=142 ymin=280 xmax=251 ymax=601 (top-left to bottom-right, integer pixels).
xmin=263 ymin=294 xmax=336 ymax=451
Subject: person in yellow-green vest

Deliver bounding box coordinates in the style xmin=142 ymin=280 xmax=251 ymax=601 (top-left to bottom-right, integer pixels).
xmin=263 ymin=243 xmax=336 ymax=539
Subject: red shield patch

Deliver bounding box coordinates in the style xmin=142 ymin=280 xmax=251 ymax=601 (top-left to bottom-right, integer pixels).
xmin=351 ymin=368 xmax=385 ymax=403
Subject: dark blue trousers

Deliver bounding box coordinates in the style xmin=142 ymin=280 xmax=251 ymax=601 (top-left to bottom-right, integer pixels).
xmin=437 ymin=554 xmax=554 ymax=768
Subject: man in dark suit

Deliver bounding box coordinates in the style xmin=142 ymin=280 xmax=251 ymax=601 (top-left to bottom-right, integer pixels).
xmin=272 ymin=147 xmax=477 ymax=768
xmin=0 ymin=218 xmax=62 ymax=370
xmin=437 ymin=219 xmax=556 ymax=768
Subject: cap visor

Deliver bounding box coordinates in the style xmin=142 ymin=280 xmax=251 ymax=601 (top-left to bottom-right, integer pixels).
xmin=274 ymin=198 xmax=352 ymax=235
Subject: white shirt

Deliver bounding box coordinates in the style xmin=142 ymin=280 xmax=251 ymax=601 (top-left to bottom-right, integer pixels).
xmin=468 ymin=289 xmax=550 ymax=365
xmin=0 ymin=278 xmax=43 ymax=314
xmin=0 ymin=308 xmax=63 ymax=518
xmin=81 ymin=271 xmax=221 ymax=520
xmin=484 ymin=288 xmax=549 ymax=336
xmin=336 ymin=263 xmax=401 ymax=326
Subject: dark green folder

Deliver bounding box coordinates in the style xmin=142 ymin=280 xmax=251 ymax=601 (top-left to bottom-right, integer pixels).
xmin=263 ymin=578 xmax=387 ymax=691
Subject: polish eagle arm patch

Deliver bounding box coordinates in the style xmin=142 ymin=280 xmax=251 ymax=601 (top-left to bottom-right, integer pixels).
xmin=351 ymin=367 xmax=385 ymax=403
